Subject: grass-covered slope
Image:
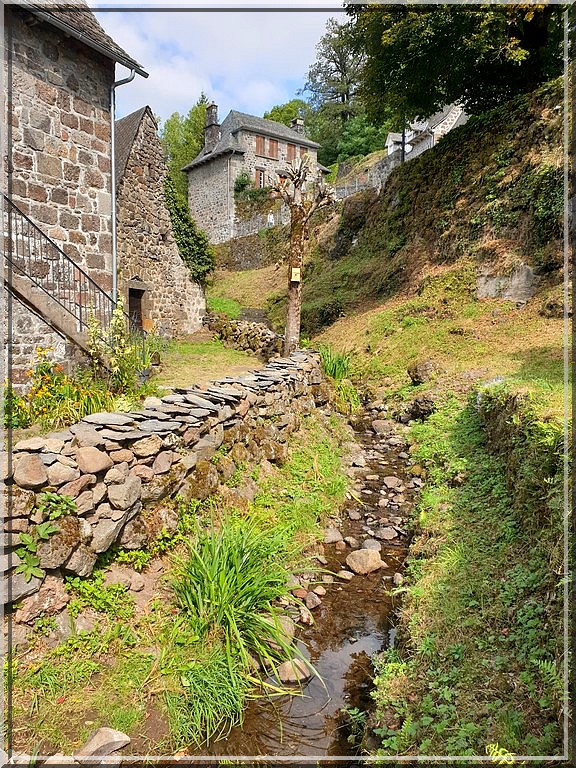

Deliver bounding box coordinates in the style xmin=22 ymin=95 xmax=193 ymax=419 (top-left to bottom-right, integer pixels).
xmin=300 ymin=79 xmax=563 ymax=335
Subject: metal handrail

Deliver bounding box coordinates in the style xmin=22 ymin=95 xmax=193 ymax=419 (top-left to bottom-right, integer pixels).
xmin=3 ymin=194 xmax=118 ymax=332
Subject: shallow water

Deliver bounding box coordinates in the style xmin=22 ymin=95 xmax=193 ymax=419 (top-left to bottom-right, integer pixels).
xmin=192 ymin=419 xmax=415 ymax=761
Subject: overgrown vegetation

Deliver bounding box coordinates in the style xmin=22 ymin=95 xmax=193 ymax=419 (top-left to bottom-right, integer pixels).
xmin=10 ymin=413 xmax=349 ymax=754
xmin=207 ymin=296 xmax=242 ymax=319
xmin=299 ymin=79 xmax=563 ymax=336
xmin=369 ymin=390 xmax=564 ymax=756
xmin=233 ymin=170 xmax=276 ymax=220
xmin=164 ymin=174 xmax=215 ymax=284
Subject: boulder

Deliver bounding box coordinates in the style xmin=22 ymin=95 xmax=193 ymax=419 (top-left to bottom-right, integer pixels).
xmin=14 ymin=574 xmax=69 ymax=624
xmin=131 ymin=434 xmax=163 ymax=458
xmin=46 ymin=462 xmax=80 ymax=487
xmin=64 ymin=545 xmax=98 ymax=577
xmin=13 ymin=454 xmax=48 ymax=489
xmin=407 ymin=359 xmax=440 ymax=385
xmin=276 ymin=659 xmax=311 ymax=684
xmin=324 ymin=527 xmax=343 ymax=544
xmin=58 ymin=474 xmax=96 ymax=498
xmin=107 ymin=476 xmax=142 ymax=510
xmin=75 ymin=447 xmax=113 ymax=475
xmin=37 ymin=517 xmax=81 ymax=570
xmin=74 ymin=727 xmax=130 ymax=757
xmin=345 ymin=549 xmax=387 ymax=575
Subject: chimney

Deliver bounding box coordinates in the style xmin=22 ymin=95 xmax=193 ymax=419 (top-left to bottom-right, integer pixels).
xmin=205 ymin=103 xmax=220 ymax=152
xmin=290 ymin=117 xmax=305 ymax=135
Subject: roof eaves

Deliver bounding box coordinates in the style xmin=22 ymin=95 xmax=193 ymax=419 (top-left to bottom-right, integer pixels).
xmin=182 ymin=146 xmax=244 ymax=172
xmin=23 ymin=2 xmax=148 ymax=78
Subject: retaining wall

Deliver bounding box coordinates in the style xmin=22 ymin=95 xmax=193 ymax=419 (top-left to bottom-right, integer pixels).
xmin=3 ymin=351 xmax=328 ymax=607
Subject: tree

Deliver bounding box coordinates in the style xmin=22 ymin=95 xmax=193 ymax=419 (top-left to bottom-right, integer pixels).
xmin=346 ymin=5 xmax=563 ymax=127
xmin=336 ymin=112 xmax=390 ymax=162
xmin=263 ymin=99 xmax=311 ymax=126
xmin=302 ymin=18 xmax=365 ymax=120
xmin=300 ymin=17 xmax=367 ymax=166
xmin=271 ymin=157 xmax=334 ymax=355
xmin=159 ymin=94 xmax=208 ymax=200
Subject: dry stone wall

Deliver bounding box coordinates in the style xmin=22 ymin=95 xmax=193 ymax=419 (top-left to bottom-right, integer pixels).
xmin=3 ymin=351 xmax=326 ymax=607
xmin=204 ymin=313 xmax=283 ymax=359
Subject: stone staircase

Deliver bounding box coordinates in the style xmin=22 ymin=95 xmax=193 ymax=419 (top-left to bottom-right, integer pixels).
xmin=3 ymin=195 xmax=118 ymax=355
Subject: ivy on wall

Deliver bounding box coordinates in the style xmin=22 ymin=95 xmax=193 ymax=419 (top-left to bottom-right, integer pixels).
xmin=164 ymin=175 xmax=215 ymax=284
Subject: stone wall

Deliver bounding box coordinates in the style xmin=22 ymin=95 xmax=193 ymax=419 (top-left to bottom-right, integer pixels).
xmin=3 ymin=351 xmax=326 ymax=607
xmin=187 ymin=154 xmax=234 ymax=245
xmin=7 ymin=5 xmax=114 ymax=283
xmin=5 ymin=6 xmax=115 ymax=384
xmin=116 ymin=110 xmax=205 ymax=336
xmin=204 ymin=313 xmax=283 ymax=359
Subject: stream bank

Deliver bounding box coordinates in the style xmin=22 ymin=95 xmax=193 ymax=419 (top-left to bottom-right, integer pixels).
xmin=190 ymin=410 xmax=421 ymax=760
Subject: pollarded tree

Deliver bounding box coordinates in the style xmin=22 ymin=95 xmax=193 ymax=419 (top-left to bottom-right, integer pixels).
xmin=271 ymin=157 xmax=334 ymax=355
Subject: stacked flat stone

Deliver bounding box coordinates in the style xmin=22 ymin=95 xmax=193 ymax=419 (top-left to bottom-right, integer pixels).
xmin=204 ymin=313 xmax=283 ymax=360
xmin=3 ymin=351 xmax=325 ymax=605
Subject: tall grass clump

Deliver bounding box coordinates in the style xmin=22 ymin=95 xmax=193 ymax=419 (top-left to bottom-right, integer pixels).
xmin=318 ymin=345 xmax=351 ymax=381
xmin=171 ymin=518 xmax=304 ymax=672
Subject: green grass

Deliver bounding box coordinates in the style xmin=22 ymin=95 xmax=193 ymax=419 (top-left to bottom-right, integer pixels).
xmin=370 ymin=396 xmax=564 ymax=757
xmin=207 ymin=296 xmax=242 ymax=319
xmin=154 ymin=338 xmax=261 ymax=389
xmin=11 ymin=412 xmax=349 ymax=755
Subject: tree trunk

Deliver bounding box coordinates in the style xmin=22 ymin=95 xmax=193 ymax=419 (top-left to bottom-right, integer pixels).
xmin=283 ymin=207 xmax=306 ymax=356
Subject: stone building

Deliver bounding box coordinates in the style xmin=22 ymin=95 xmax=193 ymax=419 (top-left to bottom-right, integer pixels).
xmin=385 ymin=104 xmax=468 ymax=158
xmin=115 ymin=106 xmax=205 ymax=336
xmin=3 ymin=1 xmax=145 ymax=384
xmin=184 ymin=105 xmax=322 ymax=244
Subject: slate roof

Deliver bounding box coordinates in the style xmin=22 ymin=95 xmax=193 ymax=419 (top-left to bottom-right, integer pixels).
xmin=183 ymin=110 xmax=319 ymax=172
xmin=22 ymin=0 xmax=147 ymax=76
xmin=115 ymin=106 xmax=152 ymax=187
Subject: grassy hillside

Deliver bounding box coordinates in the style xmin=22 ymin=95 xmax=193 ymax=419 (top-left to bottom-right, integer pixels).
xmin=299 ymin=78 xmax=563 ymax=335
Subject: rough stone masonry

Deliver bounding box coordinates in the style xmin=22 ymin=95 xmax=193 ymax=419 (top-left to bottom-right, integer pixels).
xmin=3 ymin=351 xmax=329 ymax=608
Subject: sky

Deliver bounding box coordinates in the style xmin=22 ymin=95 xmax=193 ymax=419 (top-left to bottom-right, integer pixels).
xmin=91 ymin=1 xmax=347 ymax=127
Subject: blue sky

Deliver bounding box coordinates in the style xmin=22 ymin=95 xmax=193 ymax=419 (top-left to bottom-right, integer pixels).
xmin=91 ymin=2 xmax=347 ymax=128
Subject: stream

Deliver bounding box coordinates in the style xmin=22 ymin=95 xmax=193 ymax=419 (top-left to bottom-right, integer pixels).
xmin=192 ymin=413 xmax=419 ymax=761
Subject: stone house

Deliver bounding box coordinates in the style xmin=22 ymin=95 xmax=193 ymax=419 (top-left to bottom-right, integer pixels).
xmin=184 ymin=105 xmax=322 ymax=244
xmin=385 ymin=104 xmax=468 ymax=159
xmin=115 ymin=106 xmax=205 ymax=336
xmin=3 ymin=0 xmax=146 ymax=384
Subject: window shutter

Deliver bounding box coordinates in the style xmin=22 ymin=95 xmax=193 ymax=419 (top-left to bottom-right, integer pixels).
xmin=256 ymin=135 xmax=265 ymax=155
xmin=287 ymin=143 xmax=295 ymax=162
xmin=269 ymin=139 xmax=278 ymax=159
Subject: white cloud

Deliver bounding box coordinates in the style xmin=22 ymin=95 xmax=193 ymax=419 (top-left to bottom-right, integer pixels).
xmin=92 ymin=5 xmax=347 ymax=124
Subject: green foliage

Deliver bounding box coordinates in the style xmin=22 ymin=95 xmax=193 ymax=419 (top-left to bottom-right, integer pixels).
xmin=171 ymin=517 xmax=302 ymax=672
xmin=36 ymin=492 xmax=76 ymax=521
xmin=346 ymin=5 xmax=563 ymax=125
xmin=336 ymin=113 xmax=389 ymax=162
xmin=370 ymin=397 xmax=563 ymax=756
xmin=318 ymin=345 xmax=351 ymax=380
xmin=163 ymin=174 xmax=214 ymax=284
xmin=207 ymin=296 xmax=242 ymax=319
xmin=65 ymin=570 xmax=134 ymax=620
xmin=2 ymin=385 xmax=31 ymax=428
xmin=15 ymin=497 xmax=75 ymax=583
xmin=263 ymin=99 xmax=311 ymax=127
xmin=233 ymin=170 xmax=274 ymax=220
xmin=10 ymin=348 xmax=115 ymax=430
xmin=163 ymin=642 xmax=250 ymax=748
xmin=159 ymin=95 xmax=208 ymax=199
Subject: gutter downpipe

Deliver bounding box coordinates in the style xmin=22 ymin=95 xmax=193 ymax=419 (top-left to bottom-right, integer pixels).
xmin=110 ymin=69 xmax=136 ymax=303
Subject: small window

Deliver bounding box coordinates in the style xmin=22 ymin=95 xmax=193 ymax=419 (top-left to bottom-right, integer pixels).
xmin=287 ymin=143 xmax=295 ymax=162
xmin=255 ymin=168 xmax=266 ymax=188
xmin=268 ymin=139 xmax=278 ymax=159
xmin=299 ymin=146 xmax=306 ymax=158
xmin=255 ymin=135 xmax=265 ymax=155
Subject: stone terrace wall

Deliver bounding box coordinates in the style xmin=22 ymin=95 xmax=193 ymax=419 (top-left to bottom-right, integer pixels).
xmin=204 ymin=313 xmax=283 ymax=360
xmin=3 ymin=351 xmax=326 ymax=607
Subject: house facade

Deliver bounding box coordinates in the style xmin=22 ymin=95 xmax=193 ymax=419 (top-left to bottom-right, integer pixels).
xmin=385 ymin=104 xmax=468 ymax=159
xmin=3 ymin=1 xmax=146 ymax=384
xmin=115 ymin=106 xmax=205 ymax=337
xmin=184 ymin=106 xmax=321 ymax=244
